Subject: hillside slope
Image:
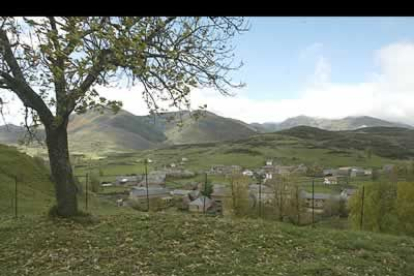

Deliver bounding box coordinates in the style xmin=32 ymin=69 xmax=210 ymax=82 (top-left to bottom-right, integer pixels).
xmin=146 ymin=110 xmax=257 ymax=145
xmin=91 ymin=126 xmax=408 ymax=178
xmin=252 ymin=115 xmax=413 ymax=132
xmin=0 ymin=124 xmax=45 ymax=145
xmin=279 ymin=126 xmax=414 ymax=159
xmin=0 ymin=144 xmax=54 ymax=215
xmin=1 ymin=213 xmax=413 ymax=275
xmin=67 ymin=108 xmax=167 ymax=152
xmin=1 ymin=109 xmax=258 ymax=152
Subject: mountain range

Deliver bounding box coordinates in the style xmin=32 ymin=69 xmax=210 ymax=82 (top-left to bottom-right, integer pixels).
xmin=0 ymin=109 xmax=412 ymax=152
xmin=250 ymin=115 xmax=413 ymax=132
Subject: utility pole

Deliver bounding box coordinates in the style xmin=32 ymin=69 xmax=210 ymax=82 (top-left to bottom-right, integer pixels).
xmin=360 ymin=186 xmax=365 ymax=230
xmin=145 ymin=159 xmax=149 ymax=212
xmin=312 ymin=178 xmax=315 ymax=227
xmin=14 ymin=176 xmax=17 ymax=218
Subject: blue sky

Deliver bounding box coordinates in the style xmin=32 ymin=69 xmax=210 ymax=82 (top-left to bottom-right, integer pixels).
xmin=231 ymin=17 xmax=414 ymax=100
xmin=96 ymin=16 xmax=414 ymax=125
xmin=4 ymin=17 xmax=414 ymax=125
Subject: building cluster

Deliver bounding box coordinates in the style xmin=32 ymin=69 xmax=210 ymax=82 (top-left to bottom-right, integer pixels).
xmin=101 ymin=158 xmax=396 ymax=217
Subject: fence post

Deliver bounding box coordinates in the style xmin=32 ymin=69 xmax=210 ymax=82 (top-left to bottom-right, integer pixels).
xmin=203 ymin=173 xmax=207 ymax=214
xmin=145 ymin=159 xmax=149 ymax=212
xmin=296 ymin=185 xmax=300 ymax=225
xmin=259 ymin=180 xmax=262 ymax=218
xmin=14 ymin=176 xmax=18 ymax=218
xmin=312 ymin=178 xmax=315 ymax=227
xmin=360 ymin=186 xmax=365 ymax=230
xmin=85 ymin=173 xmax=89 ymax=212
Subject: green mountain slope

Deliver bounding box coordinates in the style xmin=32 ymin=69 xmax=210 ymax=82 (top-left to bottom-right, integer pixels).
xmin=252 ymin=115 xmax=413 ymax=132
xmin=88 ymin=125 xmax=410 ymax=179
xmin=146 ymin=110 xmax=257 ymax=145
xmin=67 ymin=108 xmax=167 ymax=152
xmin=2 ymin=110 xmax=413 ymax=155
xmin=279 ymin=126 xmax=414 ymax=159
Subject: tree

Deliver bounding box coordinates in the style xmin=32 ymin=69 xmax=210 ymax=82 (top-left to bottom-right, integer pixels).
xmin=323 ymin=197 xmax=347 ymax=218
xmin=89 ymin=172 xmax=101 ymax=193
xmin=365 ymin=147 xmax=372 ymax=159
xmin=371 ymin=168 xmax=380 ymax=181
xmin=0 ymin=17 xmax=248 ymax=217
xmin=282 ymin=174 xmax=304 ymax=225
xmin=266 ymin=175 xmax=286 ymax=221
xmin=200 ymin=178 xmax=213 ymax=198
xmin=266 ymin=174 xmax=304 ymax=223
xmin=407 ymin=162 xmax=414 ymax=181
xmin=226 ymin=172 xmax=251 ymax=217
xmin=349 ymin=180 xmax=398 ymax=233
xmin=306 ymin=163 xmax=323 ymax=177
xmin=396 ymin=182 xmax=414 ymax=236
xmin=98 ymin=168 xmax=104 ymax=177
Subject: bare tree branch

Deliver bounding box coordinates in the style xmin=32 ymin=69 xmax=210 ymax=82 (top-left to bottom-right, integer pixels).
xmin=0 ymin=29 xmax=54 ymax=125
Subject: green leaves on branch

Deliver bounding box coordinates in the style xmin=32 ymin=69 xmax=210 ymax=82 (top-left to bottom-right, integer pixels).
xmin=2 ymin=17 xmax=247 ymax=129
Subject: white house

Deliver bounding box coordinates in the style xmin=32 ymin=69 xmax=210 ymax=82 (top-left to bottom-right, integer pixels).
xmin=266 ymin=160 xmax=273 ymax=166
xmin=242 ymin=169 xmax=254 ymax=176
xmin=323 ymin=176 xmax=338 ymax=185
xmin=364 ymin=169 xmax=373 ymax=176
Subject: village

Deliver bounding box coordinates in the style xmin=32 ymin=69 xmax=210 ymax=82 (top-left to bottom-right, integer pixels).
xmin=98 ymin=157 xmax=393 ymax=221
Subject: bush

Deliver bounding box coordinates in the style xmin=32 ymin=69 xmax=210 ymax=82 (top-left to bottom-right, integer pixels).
xmin=89 ymin=173 xmax=101 ymax=193
xmin=323 ymin=197 xmax=348 ymax=218
xmin=129 ymin=198 xmax=172 ymax=212
xmin=225 ymin=174 xmax=252 ymax=218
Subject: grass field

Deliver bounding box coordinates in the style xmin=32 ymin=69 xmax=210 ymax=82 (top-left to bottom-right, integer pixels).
xmin=1 ymin=212 xmax=414 ymax=276
xmin=2 ymin=141 xmax=414 ymax=275
xmin=67 ymin=132 xmax=405 ymax=185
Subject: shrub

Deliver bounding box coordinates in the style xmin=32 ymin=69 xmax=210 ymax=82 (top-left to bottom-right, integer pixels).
xmin=89 ymin=173 xmax=101 ymax=193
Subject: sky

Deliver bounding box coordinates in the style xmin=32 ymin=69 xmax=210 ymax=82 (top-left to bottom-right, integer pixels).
xmin=3 ymin=17 xmax=414 ymax=125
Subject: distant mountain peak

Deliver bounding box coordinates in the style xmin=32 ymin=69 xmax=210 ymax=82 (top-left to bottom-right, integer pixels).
xmin=251 ymin=115 xmax=413 ymax=132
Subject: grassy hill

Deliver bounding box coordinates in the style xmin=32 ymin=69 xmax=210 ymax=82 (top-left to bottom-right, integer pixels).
xmin=79 ymin=126 xmax=409 ymax=181
xmin=0 ymin=144 xmax=55 ymax=215
xmin=1 ymin=109 xmax=257 ymax=153
xmin=68 ymin=108 xmax=167 ymax=153
xmin=1 ymin=212 xmax=413 ymax=275
xmin=252 ymin=115 xmax=413 ymax=132
xmin=279 ymin=126 xmax=414 ymax=159
xmin=148 ymin=110 xmax=257 ymax=145
xmin=0 ymin=144 xmax=125 ymax=217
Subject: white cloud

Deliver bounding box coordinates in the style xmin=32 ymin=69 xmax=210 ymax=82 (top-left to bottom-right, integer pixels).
xmin=0 ymin=92 xmax=26 ymax=126
xmin=309 ymin=56 xmax=331 ymax=86
xmin=3 ymin=41 xmax=414 ymax=127
xmin=185 ymin=41 xmax=414 ymax=125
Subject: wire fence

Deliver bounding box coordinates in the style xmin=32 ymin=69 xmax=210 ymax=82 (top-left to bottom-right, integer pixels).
xmin=1 ymin=166 xmax=412 ymax=233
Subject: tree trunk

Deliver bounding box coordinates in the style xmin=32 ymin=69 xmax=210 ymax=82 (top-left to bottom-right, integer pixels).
xmin=45 ymin=123 xmax=78 ymax=217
